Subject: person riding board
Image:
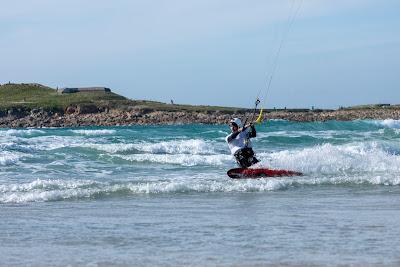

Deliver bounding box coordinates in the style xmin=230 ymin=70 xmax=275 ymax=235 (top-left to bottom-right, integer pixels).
xmin=226 ymin=118 xmax=260 ymax=168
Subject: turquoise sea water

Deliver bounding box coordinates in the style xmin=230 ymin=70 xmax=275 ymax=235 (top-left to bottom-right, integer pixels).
xmin=1 ymin=120 xmax=400 ymax=266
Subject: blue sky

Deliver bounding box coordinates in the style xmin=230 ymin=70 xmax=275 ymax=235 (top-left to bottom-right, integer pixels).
xmin=1 ymin=0 xmax=399 ymax=108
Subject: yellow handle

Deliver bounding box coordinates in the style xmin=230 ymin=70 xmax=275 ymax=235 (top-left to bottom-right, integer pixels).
xmin=255 ymin=109 xmax=264 ymax=124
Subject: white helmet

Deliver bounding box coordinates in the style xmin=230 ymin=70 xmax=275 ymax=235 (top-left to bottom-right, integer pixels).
xmin=229 ymin=118 xmax=242 ymax=128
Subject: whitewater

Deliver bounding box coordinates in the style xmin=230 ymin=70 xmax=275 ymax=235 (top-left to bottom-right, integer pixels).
xmin=1 ymin=120 xmax=400 ymax=266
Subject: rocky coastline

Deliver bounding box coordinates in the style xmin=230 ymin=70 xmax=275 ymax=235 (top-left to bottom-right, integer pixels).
xmin=1 ymin=107 xmax=400 ymax=128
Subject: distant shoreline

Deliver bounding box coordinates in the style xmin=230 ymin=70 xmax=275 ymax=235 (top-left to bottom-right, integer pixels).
xmin=1 ymin=107 xmax=400 ymax=128
xmin=1 ymin=83 xmax=399 ymax=128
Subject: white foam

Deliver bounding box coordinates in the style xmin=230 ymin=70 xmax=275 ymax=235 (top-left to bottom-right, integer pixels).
xmin=121 ymin=179 xmax=286 ymax=194
xmin=0 ymin=129 xmax=45 ymax=137
xmin=2 ymin=173 xmax=399 ymax=203
xmin=370 ymin=119 xmax=400 ymax=129
xmin=0 ymin=142 xmax=35 ymax=153
xmin=258 ymin=142 xmax=400 ymax=174
xmin=70 ymin=129 xmax=117 ymax=136
xmin=82 ymin=143 xmax=138 ymax=153
xmin=0 ymin=151 xmax=23 ymax=166
xmin=22 ymin=135 xmax=85 ymax=151
xmin=135 ymin=139 xmax=218 ymax=154
xmin=0 ymin=178 xmax=96 ymax=192
xmin=257 ymin=130 xmax=376 ymax=140
xmin=84 ymin=139 xmax=221 ymax=155
xmin=0 ymin=178 xmax=300 ymax=203
xmin=0 ymin=187 xmax=104 ymax=203
xmin=0 ymin=179 xmax=103 ymax=203
xmin=5 ymin=136 xmax=215 ymax=155
xmin=116 ymin=153 xmax=232 ymax=166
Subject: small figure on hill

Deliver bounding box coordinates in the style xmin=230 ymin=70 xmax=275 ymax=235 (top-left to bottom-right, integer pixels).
xmin=225 ymin=118 xmax=259 ymax=168
xmin=170 ymin=99 xmax=174 ymax=105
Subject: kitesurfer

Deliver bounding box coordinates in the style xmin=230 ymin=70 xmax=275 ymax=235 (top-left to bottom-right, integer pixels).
xmin=226 ymin=118 xmax=260 ymax=168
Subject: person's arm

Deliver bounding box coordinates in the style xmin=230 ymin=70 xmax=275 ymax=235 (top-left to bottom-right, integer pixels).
xmin=248 ymin=124 xmax=256 ymax=138
xmin=226 ymin=131 xmax=240 ymax=143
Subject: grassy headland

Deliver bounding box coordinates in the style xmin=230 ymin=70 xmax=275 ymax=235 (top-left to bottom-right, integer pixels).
xmin=0 ymin=83 xmax=399 ymax=128
xmin=0 ymin=83 xmax=246 ymax=114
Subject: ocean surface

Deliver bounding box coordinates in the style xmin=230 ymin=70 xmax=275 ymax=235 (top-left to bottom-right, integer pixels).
xmin=1 ymin=120 xmax=400 ymax=266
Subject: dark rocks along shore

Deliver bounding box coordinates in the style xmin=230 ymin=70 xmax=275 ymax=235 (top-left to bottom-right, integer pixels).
xmin=1 ymin=106 xmax=400 ymax=128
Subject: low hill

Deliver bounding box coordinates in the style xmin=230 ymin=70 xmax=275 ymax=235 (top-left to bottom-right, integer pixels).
xmin=1 ymin=83 xmax=400 ymax=127
xmin=2 ymin=83 xmax=396 ymax=117
xmin=0 ymin=83 xmax=247 ymax=114
xmin=0 ymin=83 xmax=126 ymax=111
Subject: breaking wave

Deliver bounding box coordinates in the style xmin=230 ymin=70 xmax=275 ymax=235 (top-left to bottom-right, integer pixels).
xmin=0 ymin=129 xmax=46 ymax=137
xmin=0 ymin=151 xmax=24 ymax=166
xmin=84 ymin=139 xmax=221 ymax=155
xmin=369 ymin=119 xmax=400 ymax=129
xmin=115 ymin=153 xmax=232 ymax=166
xmin=2 ymin=172 xmax=399 ymax=203
xmin=70 ymin=129 xmax=117 ymax=136
xmin=259 ymin=142 xmax=400 ymax=174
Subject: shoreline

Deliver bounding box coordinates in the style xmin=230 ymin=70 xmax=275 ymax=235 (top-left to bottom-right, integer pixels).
xmin=1 ymin=107 xmax=400 ymax=128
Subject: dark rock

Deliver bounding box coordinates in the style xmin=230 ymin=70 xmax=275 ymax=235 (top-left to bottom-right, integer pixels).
xmin=76 ymin=104 xmax=99 ymax=114
xmin=7 ymin=108 xmax=28 ymax=118
xmin=65 ymin=106 xmax=76 ymax=114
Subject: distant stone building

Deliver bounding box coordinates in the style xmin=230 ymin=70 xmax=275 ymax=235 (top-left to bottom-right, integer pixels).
xmin=58 ymin=87 xmax=111 ymax=94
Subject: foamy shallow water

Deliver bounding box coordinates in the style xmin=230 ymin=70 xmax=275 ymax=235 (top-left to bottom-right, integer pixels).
xmin=1 ymin=121 xmax=400 ymax=266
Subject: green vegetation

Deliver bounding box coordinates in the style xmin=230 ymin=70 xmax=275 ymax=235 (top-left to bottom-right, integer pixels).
xmin=0 ymin=83 xmax=246 ymax=113
xmin=342 ymin=104 xmax=397 ymax=110
xmin=3 ymin=83 xmax=393 ymax=115
xmin=0 ymin=83 xmax=127 ymax=111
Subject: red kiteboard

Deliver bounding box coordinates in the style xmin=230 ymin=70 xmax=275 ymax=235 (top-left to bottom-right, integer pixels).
xmin=227 ymin=168 xmax=303 ymax=179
